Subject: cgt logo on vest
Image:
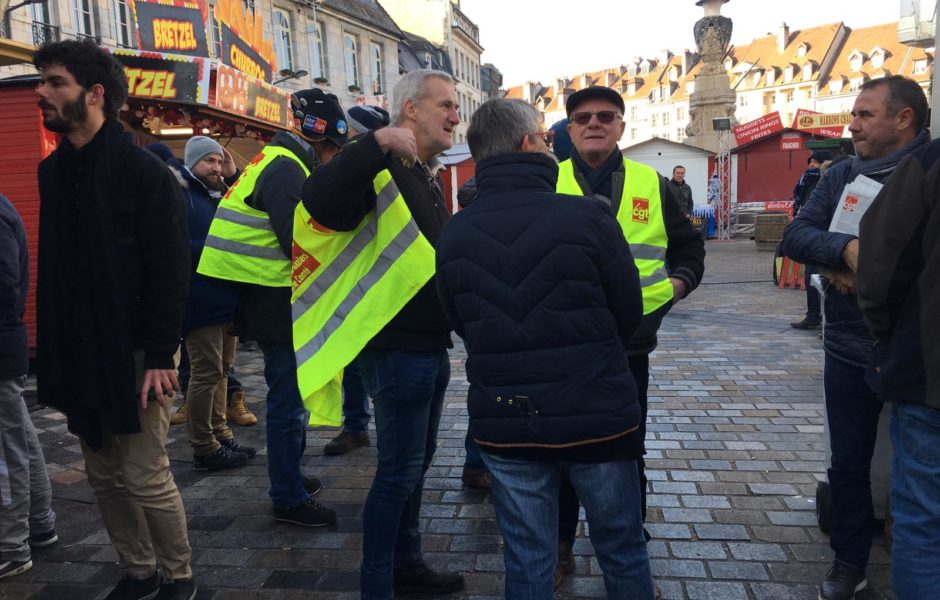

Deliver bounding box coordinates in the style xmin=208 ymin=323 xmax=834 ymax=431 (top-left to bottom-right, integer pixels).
xmin=632 ymin=197 xmax=650 ymax=224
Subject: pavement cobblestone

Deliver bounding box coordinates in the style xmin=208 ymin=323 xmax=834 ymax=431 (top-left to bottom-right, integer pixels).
xmin=9 ymin=240 xmax=895 ymax=599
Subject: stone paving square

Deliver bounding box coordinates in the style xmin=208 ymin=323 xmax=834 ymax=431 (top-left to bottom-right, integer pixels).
xmin=6 ymin=240 xmax=895 ymax=599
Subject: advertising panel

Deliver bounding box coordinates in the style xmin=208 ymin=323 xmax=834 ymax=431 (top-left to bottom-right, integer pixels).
xmin=792 ymin=109 xmax=847 ymax=138
xmin=215 ymin=63 xmax=291 ymax=128
xmin=111 ymin=48 xmax=210 ymax=104
xmin=733 ymin=112 xmax=784 ymax=146
xmin=131 ymin=0 xmax=210 ymax=58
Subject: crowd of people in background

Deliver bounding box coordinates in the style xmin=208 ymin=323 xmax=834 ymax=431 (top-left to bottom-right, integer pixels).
xmin=0 ymin=37 xmax=938 ymax=600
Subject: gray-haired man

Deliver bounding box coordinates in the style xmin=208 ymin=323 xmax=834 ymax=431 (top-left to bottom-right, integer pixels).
xmin=301 ymin=70 xmax=463 ymax=598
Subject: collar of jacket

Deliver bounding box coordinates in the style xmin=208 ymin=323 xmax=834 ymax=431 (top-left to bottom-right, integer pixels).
xmin=271 ymin=131 xmax=318 ymax=171
xmin=849 ymin=128 xmax=931 ymax=180
xmin=474 ymin=151 xmax=559 ymax=196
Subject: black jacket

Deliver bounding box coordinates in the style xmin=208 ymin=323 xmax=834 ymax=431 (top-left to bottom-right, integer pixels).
xmin=0 ymin=193 xmax=28 ymax=379
xmin=858 ymin=139 xmax=940 ymax=410
xmin=168 ymin=161 xmax=238 ymax=333
xmin=301 ymin=131 xmax=452 ymax=352
xmin=666 ymin=178 xmax=694 ymax=215
xmin=436 ymin=152 xmax=644 ymax=462
xmin=567 ymin=149 xmax=705 ymax=355
xmin=780 ymin=130 xmax=929 ymax=368
xmin=37 ymin=119 xmax=189 ymax=448
xmin=233 ymin=132 xmax=317 ymax=344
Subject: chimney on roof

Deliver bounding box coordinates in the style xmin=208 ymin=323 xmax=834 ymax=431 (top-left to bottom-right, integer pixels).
xmin=661 ymin=49 xmax=673 ymax=66
xmin=523 ymin=81 xmax=539 ymax=104
xmin=778 ymin=22 xmax=789 ymax=53
xmin=680 ymin=50 xmax=696 ymax=76
xmin=619 ymin=64 xmax=628 ymax=75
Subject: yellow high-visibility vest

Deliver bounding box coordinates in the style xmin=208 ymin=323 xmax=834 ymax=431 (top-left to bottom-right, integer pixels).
xmin=557 ymin=157 xmax=673 ymax=315
xmin=290 ymin=169 xmax=436 ymax=425
xmin=197 ymin=146 xmax=310 ymax=287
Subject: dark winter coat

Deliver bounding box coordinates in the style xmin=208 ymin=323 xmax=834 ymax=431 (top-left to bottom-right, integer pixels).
xmin=780 ymin=129 xmax=929 ymax=368
xmin=36 ymin=119 xmax=190 ymax=449
xmin=302 ymin=131 xmax=452 ymax=352
xmin=436 ymin=152 xmax=644 ymax=462
xmin=790 ymin=167 xmax=821 ymax=216
xmin=666 ymin=178 xmax=694 ymax=215
xmin=858 ymin=139 xmax=940 ymax=410
xmin=0 ymin=193 xmax=29 ymax=379
xmin=233 ymin=132 xmax=317 ymax=344
xmin=567 ymin=149 xmax=705 ymax=356
xmin=168 ymin=161 xmax=238 ymax=333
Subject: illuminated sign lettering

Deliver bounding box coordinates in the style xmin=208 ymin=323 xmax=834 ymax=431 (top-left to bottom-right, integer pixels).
xmin=153 ymin=19 xmax=198 ymax=52
xmin=125 ymin=68 xmax=179 ymax=99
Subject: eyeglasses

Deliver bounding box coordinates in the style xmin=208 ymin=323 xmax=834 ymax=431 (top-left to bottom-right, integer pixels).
xmin=571 ymin=110 xmax=622 ymax=126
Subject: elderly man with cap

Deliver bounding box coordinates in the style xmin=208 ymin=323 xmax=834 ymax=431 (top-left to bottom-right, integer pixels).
xmin=169 ymin=136 xmax=257 ymax=471
xmin=788 ymin=148 xmax=833 ymax=330
xmin=198 ymin=89 xmax=348 ymax=527
xmin=552 ymin=86 xmax=705 ymax=589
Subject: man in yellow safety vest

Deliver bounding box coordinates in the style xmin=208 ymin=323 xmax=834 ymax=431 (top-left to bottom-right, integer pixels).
xmin=296 ymin=69 xmax=464 ymax=598
xmin=553 ymin=86 xmax=706 ymax=588
xmin=197 ymin=88 xmax=348 ymax=528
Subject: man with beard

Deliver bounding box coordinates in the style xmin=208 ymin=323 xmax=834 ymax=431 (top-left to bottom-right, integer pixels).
xmin=170 ymin=136 xmax=255 ymax=471
xmin=33 ymin=40 xmax=195 ymax=600
xmin=781 ymin=75 xmax=930 ymax=600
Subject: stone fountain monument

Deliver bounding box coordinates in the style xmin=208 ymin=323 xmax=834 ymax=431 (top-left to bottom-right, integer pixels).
xmin=684 ymin=0 xmax=738 ymax=152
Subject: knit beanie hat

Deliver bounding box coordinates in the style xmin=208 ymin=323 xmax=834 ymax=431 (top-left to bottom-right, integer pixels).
xmin=145 ymin=142 xmax=176 ymax=163
xmin=185 ymin=136 xmax=223 ymax=169
xmin=346 ymin=105 xmax=391 ymax=134
xmin=808 ymin=149 xmax=833 ymax=164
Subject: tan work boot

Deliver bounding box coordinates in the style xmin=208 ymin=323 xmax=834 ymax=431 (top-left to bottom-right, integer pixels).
xmin=170 ymin=399 xmax=188 ymax=426
xmin=553 ymin=540 xmax=575 ymax=590
xmin=226 ymin=390 xmax=258 ymax=426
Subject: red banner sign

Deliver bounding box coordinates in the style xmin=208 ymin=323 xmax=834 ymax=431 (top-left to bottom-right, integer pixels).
xmin=780 ymin=131 xmax=803 ymax=151
xmin=733 ymin=112 xmax=784 ymax=146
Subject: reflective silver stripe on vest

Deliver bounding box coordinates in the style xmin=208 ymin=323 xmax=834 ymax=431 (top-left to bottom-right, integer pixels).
xmin=639 ymin=267 xmax=670 ymax=288
xmin=204 ymin=235 xmax=286 ymax=261
xmin=291 ymin=181 xmax=401 ymax=321
xmin=629 ymin=243 xmax=667 ymax=262
xmin=293 ymin=218 xmax=423 ymax=367
xmin=215 ymin=206 xmax=274 ymax=229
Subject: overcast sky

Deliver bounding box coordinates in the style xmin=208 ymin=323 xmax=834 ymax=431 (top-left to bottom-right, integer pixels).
xmin=460 ymin=0 xmax=908 ymax=86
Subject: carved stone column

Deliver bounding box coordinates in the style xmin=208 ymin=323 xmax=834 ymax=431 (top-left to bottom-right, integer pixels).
xmin=684 ymin=0 xmax=738 ymax=152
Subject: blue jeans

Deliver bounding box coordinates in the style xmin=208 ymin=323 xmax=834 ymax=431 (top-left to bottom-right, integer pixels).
xmin=258 ymin=341 xmax=309 ymax=510
xmin=358 ymin=349 xmax=449 ymax=600
xmin=341 ymin=359 xmax=370 ymax=434
xmin=890 ymin=402 xmax=940 ymax=598
xmin=482 ymin=452 xmax=653 ymax=599
xmin=824 ymin=355 xmax=883 ymax=570
xmin=464 ymin=432 xmax=486 ymax=471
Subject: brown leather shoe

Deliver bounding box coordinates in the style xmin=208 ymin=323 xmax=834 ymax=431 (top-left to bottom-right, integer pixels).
xmin=461 ymin=467 xmax=491 ymax=491
xmin=553 ymin=540 xmax=575 ymax=590
xmin=226 ymin=391 xmax=258 ymax=426
xmin=323 ymin=431 xmax=370 ymax=455
xmin=170 ymin=400 xmax=188 ymax=426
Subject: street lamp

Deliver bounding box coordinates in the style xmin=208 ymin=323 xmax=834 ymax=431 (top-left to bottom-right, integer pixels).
xmin=272 ymin=68 xmax=308 ymax=85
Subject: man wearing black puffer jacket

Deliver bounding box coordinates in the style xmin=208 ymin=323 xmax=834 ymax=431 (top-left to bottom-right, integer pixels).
xmin=437 ymin=98 xmax=654 ymax=599
xmin=780 ymin=75 xmax=930 ymax=600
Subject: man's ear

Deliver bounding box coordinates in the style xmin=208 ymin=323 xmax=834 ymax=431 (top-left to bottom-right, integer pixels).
xmin=87 ymin=83 xmax=105 ymax=109
xmin=896 ymin=106 xmax=915 ymax=132
xmin=404 ymin=99 xmax=418 ymax=122
xmin=520 ymin=133 xmax=535 ymax=153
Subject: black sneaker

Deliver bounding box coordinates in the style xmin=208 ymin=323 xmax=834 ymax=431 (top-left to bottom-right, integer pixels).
xmin=273 ymin=495 xmax=337 ymax=527
xmin=28 ymin=529 xmax=58 ymax=548
xmin=218 ymin=437 xmax=256 ymax=459
xmin=303 ymin=476 xmax=323 ymax=496
xmin=0 ymin=559 xmax=32 ymax=581
xmin=323 ymin=431 xmax=370 ymax=455
xmin=791 ymin=318 xmax=821 ymax=330
xmin=394 ymin=560 xmax=465 ymax=595
xmin=193 ymin=444 xmax=248 ymax=471
xmin=104 ymin=572 xmax=162 ymax=600
xmin=156 ymin=578 xmax=197 ymax=600
xmin=819 ymin=561 xmax=867 ymax=600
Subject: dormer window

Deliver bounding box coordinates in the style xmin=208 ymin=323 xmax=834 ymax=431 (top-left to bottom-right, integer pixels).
xmin=669 ymin=66 xmax=679 ymax=82
xmin=784 ymin=64 xmax=796 ymax=83
xmin=724 ymin=57 xmax=734 ymax=71
xmin=640 ymin=60 xmax=651 ymax=75
xmin=803 ymin=62 xmax=815 ymax=79
xmin=849 ymin=50 xmax=865 ymax=72
xmin=765 ymin=68 xmax=777 ymax=86
xmin=796 ymin=43 xmax=809 ymax=58
xmin=913 ymin=58 xmax=928 ymax=75
xmin=752 ymin=69 xmax=763 ymax=85
xmin=829 ymin=76 xmax=845 ymax=94
xmin=870 ymin=48 xmax=886 ymax=69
